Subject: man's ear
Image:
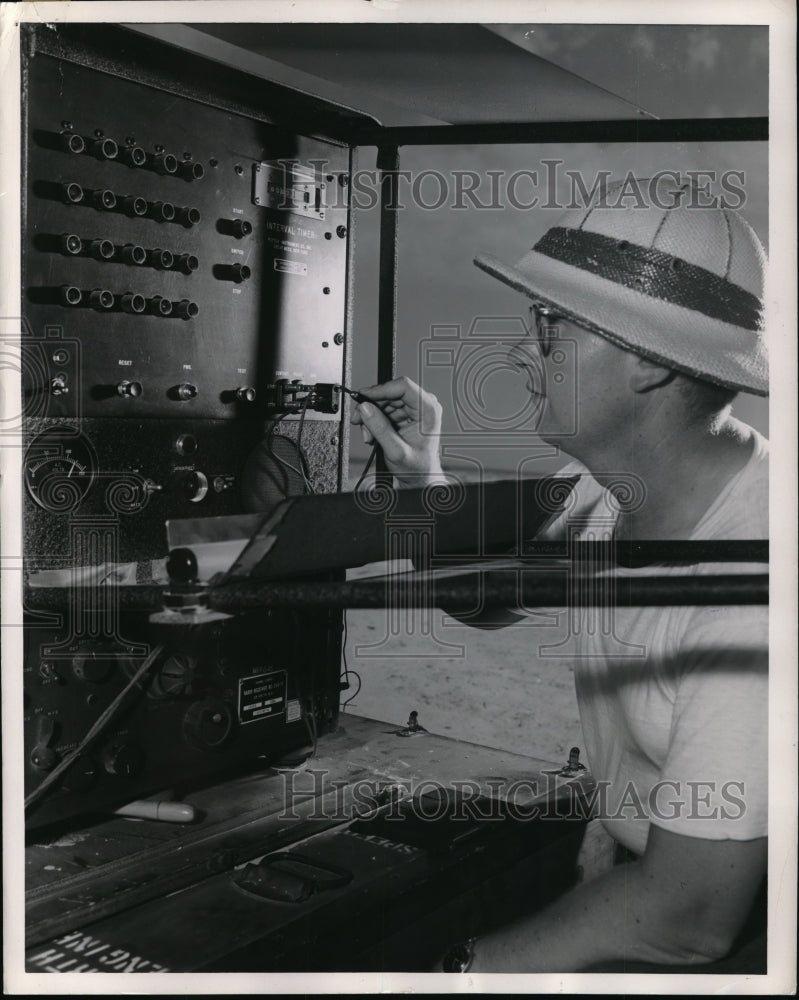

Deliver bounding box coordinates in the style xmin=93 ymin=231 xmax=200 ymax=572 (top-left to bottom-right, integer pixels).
xmin=629 ymin=356 xmax=678 ymax=393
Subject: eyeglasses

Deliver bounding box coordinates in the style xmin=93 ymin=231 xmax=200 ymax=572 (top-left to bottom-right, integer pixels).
xmin=528 ymin=305 xmax=562 ymax=358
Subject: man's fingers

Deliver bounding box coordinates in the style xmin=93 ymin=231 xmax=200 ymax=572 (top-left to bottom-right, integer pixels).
xmin=357 ymin=401 xmax=406 ymax=463
xmin=357 ymin=376 xmax=423 ymax=404
xmin=361 ymin=424 xmax=374 ymax=445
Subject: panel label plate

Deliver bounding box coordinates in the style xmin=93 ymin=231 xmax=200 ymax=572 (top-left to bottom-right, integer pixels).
xmin=237 ymin=670 xmax=287 ymax=724
xmin=274 ymin=258 xmax=308 ymax=275
xmin=253 ymin=162 xmax=325 ymax=219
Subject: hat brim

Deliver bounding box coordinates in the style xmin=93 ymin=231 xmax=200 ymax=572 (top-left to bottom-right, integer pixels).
xmin=474 ymin=250 xmax=769 ymax=396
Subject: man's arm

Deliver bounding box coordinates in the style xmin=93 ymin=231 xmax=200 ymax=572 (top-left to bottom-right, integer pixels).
xmin=465 ymin=825 xmax=766 ymax=972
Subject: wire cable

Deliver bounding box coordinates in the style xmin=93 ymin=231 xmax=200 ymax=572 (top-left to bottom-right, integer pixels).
xmin=353 ymin=444 xmax=378 ymax=492
xmin=264 ymin=410 xmax=312 ymax=493
xmin=296 ymin=393 xmax=315 ymax=494
xmin=341 ymin=669 xmax=362 ymax=711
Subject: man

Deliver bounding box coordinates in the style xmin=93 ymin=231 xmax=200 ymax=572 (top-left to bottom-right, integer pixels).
xmin=351 ymin=178 xmax=768 ymax=972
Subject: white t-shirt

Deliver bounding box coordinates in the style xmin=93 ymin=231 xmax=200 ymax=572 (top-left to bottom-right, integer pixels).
xmin=536 ymin=428 xmax=768 ymax=855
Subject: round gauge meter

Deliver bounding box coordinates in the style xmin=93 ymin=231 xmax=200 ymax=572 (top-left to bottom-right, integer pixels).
xmin=24 ymin=427 xmax=98 ymax=512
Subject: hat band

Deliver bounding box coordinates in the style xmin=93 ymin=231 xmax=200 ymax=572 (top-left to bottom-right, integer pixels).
xmin=533 ymin=227 xmax=762 ymax=331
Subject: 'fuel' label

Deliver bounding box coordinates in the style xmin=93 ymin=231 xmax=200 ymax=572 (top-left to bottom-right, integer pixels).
xmin=238 ymin=671 xmax=287 ymax=725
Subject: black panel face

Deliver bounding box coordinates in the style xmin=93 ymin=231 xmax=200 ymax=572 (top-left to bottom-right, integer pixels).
xmin=20 ymin=35 xmax=349 ymax=828
xmin=24 ymin=54 xmax=350 ymax=421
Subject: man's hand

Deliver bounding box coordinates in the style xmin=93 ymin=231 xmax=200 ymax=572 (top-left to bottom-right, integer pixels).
xmin=350 ymin=376 xmax=446 ymax=487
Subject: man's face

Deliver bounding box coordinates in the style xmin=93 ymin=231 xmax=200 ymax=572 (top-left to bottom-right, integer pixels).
xmin=508 ymin=311 xmax=635 ymax=463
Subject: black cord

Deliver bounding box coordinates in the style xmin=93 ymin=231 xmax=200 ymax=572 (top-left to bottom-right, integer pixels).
xmin=341 ymin=669 xmax=362 ymax=711
xmin=296 ymin=393 xmax=315 ymax=494
xmin=265 ymin=409 xmax=312 ymax=493
xmin=339 ymin=610 xmax=362 ymax=712
xmin=353 ymin=444 xmax=378 ymax=492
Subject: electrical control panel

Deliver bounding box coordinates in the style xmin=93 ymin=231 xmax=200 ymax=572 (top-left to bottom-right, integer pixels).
xmin=23 ymin=52 xmax=350 ymax=423
xmin=20 ymin=26 xmax=352 ymax=828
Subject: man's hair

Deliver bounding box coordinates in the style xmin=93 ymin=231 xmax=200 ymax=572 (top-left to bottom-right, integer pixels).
xmin=676 ymin=374 xmax=738 ymax=422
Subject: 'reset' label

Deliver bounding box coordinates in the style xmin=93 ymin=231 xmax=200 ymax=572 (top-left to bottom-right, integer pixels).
xmin=238 ymin=671 xmax=287 ymax=724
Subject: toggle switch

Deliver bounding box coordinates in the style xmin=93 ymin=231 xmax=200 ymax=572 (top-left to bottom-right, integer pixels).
xmin=30 ymin=716 xmax=60 ymax=772
xmin=213 ymin=475 xmax=235 ymax=493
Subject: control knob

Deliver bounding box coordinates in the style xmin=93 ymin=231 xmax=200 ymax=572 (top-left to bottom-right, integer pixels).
xmin=174 ymin=433 xmax=198 ymax=457
xmin=116 ymin=379 xmax=143 ymax=397
xmin=72 ymin=652 xmax=114 ymax=682
xmin=30 ymin=716 xmax=60 ymax=771
xmin=172 ymin=382 xmax=198 ymax=401
xmin=183 ymin=698 xmax=234 ymax=750
xmin=103 ymin=742 xmax=144 ymax=778
xmin=183 ymin=470 xmax=209 ymax=503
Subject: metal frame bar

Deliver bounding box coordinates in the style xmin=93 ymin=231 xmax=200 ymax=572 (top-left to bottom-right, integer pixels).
xmin=352 ymin=116 xmax=768 ymax=147
xmin=374 ymin=144 xmax=401 ymax=481
xmin=25 ymin=573 xmax=768 ymax=611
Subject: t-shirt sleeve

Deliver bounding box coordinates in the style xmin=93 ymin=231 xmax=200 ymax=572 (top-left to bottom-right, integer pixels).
xmin=648 ymin=606 xmax=768 ymax=842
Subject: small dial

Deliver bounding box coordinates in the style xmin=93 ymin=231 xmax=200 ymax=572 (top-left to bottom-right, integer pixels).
xmin=24 ymin=427 xmax=98 ymax=512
